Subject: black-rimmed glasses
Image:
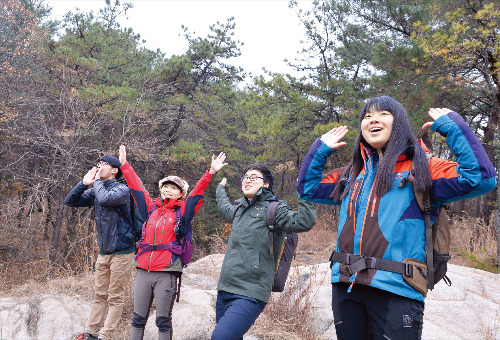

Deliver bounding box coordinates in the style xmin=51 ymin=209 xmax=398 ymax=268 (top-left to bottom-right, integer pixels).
xmin=241 ymin=175 xmax=264 ymax=182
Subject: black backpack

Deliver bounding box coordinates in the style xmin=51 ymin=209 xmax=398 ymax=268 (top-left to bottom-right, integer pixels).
xmin=115 ymin=179 xmax=148 ymax=243
xmin=233 ymin=199 xmax=298 ymax=292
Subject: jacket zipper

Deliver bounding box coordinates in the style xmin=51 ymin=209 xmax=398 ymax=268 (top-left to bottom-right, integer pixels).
xmin=359 ymin=157 xmax=377 ymax=254
xmin=148 ymin=205 xmax=165 ymax=272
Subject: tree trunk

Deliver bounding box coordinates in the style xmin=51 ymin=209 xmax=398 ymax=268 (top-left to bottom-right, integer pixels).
xmin=43 ymin=194 xmax=52 ymax=240
xmin=48 ymin=188 xmax=66 ymax=264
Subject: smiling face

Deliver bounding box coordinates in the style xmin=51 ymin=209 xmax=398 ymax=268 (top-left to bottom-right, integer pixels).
xmin=241 ymin=169 xmax=269 ymax=200
xmin=160 ymin=182 xmax=183 ymax=200
xmin=361 ymin=109 xmax=394 ymax=152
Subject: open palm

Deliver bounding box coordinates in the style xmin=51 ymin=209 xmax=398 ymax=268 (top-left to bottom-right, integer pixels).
xmin=321 ymin=126 xmax=349 ymax=149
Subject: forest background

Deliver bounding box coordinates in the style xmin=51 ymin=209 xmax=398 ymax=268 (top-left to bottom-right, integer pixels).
xmin=1 ymin=0 xmax=499 ymax=292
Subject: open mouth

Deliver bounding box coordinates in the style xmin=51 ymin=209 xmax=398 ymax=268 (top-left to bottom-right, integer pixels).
xmin=369 ymin=127 xmax=382 ymax=133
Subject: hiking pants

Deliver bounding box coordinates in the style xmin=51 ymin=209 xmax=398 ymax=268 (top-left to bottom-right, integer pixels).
xmin=86 ymin=252 xmax=134 ymax=340
xmin=129 ymin=269 xmax=177 ymax=340
xmin=211 ymin=290 xmax=267 ymax=340
xmin=332 ymin=282 xmax=424 ymax=340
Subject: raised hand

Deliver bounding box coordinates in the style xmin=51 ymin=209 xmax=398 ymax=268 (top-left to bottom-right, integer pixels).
xmin=83 ymin=167 xmax=98 ymax=185
xmin=94 ymin=166 xmax=103 ymax=180
xmin=210 ymin=152 xmax=228 ymax=174
xmin=219 ymin=178 xmax=227 ymax=186
xmin=422 ymin=108 xmax=452 ymax=130
xmin=321 ymin=126 xmax=349 ymax=149
xmin=119 ymin=145 xmax=127 ymax=165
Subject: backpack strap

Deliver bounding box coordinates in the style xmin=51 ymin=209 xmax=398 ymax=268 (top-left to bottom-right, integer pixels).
xmin=412 ymin=153 xmax=435 ymax=290
xmin=330 ymin=252 xmax=414 ymax=277
xmin=231 ymin=202 xmax=244 ymax=221
xmin=174 ymin=205 xmax=182 ymax=235
xmin=266 ymin=201 xmax=281 ymax=258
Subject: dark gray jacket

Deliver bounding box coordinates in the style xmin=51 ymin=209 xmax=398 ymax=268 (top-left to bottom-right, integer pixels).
xmin=65 ymin=178 xmax=134 ymax=254
xmin=216 ymin=184 xmax=316 ymax=302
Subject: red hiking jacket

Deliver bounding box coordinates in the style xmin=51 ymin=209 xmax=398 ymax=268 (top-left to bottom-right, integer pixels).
xmin=121 ymin=162 xmax=213 ymax=271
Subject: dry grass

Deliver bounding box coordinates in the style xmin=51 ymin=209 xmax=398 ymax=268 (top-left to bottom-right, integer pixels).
xmin=250 ymin=266 xmax=326 ymax=340
xmin=245 ymin=207 xmax=337 ymax=340
xmin=449 ymin=215 xmax=498 ymax=272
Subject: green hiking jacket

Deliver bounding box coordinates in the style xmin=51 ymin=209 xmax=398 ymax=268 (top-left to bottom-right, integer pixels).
xmin=216 ymin=184 xmax=316 ymax=302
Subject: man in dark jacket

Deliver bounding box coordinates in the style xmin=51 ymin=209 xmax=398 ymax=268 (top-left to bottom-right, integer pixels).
xmin=65 ymin=155 xmax=134 ymax=340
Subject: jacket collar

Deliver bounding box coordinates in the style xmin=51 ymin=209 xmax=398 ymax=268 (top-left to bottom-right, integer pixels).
xmin=154 ymin=196 xmax=184 ymax=210
xmin=236 ymin=186 xmax=275 ymax=207
xmin=359 ymin=141 xmax=415 ymax=165
xmin=102 ymin=177 xmax=118 ymax=189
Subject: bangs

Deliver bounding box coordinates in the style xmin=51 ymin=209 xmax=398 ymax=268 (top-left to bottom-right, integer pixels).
xmin=364 ymin=96 xmax=396 ymax=115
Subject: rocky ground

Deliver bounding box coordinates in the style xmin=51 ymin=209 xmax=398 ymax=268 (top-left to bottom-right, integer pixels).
xmin=0 ymin=254 xmax=499 ymax=339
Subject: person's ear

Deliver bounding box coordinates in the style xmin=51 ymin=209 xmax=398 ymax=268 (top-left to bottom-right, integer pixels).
xmin=263 ymin=182 xmax=269 ymax=188
xmin=111 ymin=168 xmax=118 ymax=176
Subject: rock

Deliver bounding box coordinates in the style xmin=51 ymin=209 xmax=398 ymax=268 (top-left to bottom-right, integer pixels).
xmin=0 ymin=254 xmax=498 ymax=340
xmin=0 ymin=295 xmax=89 ymax=339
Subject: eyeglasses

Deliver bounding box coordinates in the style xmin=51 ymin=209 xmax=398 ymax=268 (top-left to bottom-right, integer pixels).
xmin=96 ymin=161 xmax=110 ymax=167
xmin=241 ymin=175 xmax=264 ymax=182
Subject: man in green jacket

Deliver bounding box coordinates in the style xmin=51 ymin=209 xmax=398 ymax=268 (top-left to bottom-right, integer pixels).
xmin=212 ymin=163 xmax=316 ymax=340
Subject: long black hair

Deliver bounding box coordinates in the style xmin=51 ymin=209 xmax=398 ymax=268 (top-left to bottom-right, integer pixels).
xmin=331 ymin=96 xmax=432 ymax=202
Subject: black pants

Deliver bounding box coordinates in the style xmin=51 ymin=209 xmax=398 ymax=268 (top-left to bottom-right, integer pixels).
xmin=332 ymin=283 xmax=424 ymax=340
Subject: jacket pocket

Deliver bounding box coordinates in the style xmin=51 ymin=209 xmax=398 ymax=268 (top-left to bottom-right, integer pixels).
xmin=246 ymin=249 xmax=261 ymax=280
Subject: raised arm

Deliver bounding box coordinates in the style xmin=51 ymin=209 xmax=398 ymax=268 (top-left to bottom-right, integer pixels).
xmin=215 ymin=179 xmax=240 ymax=222
xmin=275 ymin=199 xmax=316 ymax=233
xmin=64 ymin=168 xmax=98 ymax=207
xmin=297 ymin=126 xmax=348 ymax=205
xmin=178 ymin=152 xmax=227 ymax=236
xmin=423 ymin=108 xmax=496 ymax=202
xmin=119 ymin=145 xmax=154 ymax=213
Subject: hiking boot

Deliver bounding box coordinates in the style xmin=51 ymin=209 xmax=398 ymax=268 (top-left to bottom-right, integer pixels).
xmin=75 ymin=333 xmax=97 ymax=340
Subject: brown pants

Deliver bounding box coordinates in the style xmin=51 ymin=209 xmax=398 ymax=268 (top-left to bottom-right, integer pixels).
xmin=86 ymin=252 xmax=134 ymax=340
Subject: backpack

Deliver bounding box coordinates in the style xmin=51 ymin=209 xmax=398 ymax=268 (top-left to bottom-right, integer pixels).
xmin=115 ymin=178 xmax=148 ymax=243
xmin=402 ymin=153 xmax=452 ymax=295
xmin=329 ymin=153 xmax=452 ymax=297
xmin=233 ymin=199 xmax=299 ymax=292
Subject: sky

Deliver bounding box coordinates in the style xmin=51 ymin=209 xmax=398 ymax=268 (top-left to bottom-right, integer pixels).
xmin=45 ymin=0 xmax=315 ymax=79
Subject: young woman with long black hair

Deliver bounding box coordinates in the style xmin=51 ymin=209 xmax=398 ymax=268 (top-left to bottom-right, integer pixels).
xmin=297 ymin=96 xmax=496 ymax=339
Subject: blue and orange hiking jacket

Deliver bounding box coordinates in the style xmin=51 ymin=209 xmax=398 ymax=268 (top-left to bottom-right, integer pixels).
xmin=121 ymin=162 xmax=213 ymax=272
xmin=297 ymin=111 xmax=496 ymax=302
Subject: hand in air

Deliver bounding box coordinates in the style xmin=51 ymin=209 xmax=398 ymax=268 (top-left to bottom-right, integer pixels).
xmin=321 ymin=126 xmax=348 ymax=149
xmin=219 ymin=178 xmax=227 ymax=186
xmin=119 ymin=145 xmax=127 ymax=165
xmin=83 ymin=167 xmax=98 ymax=185
xmin=422 ymin=108 xmax=452 ymax=130
xmin=210 ymin=152 xmax=228 ymax=174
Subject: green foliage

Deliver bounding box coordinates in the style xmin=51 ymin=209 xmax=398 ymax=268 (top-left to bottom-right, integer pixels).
xmin=1 ymin=0 xmax=498 ymax=273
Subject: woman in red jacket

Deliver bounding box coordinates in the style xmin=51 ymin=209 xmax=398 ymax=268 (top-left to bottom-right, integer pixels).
xmin=119 ymin=145 xmax=226 ymax=340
